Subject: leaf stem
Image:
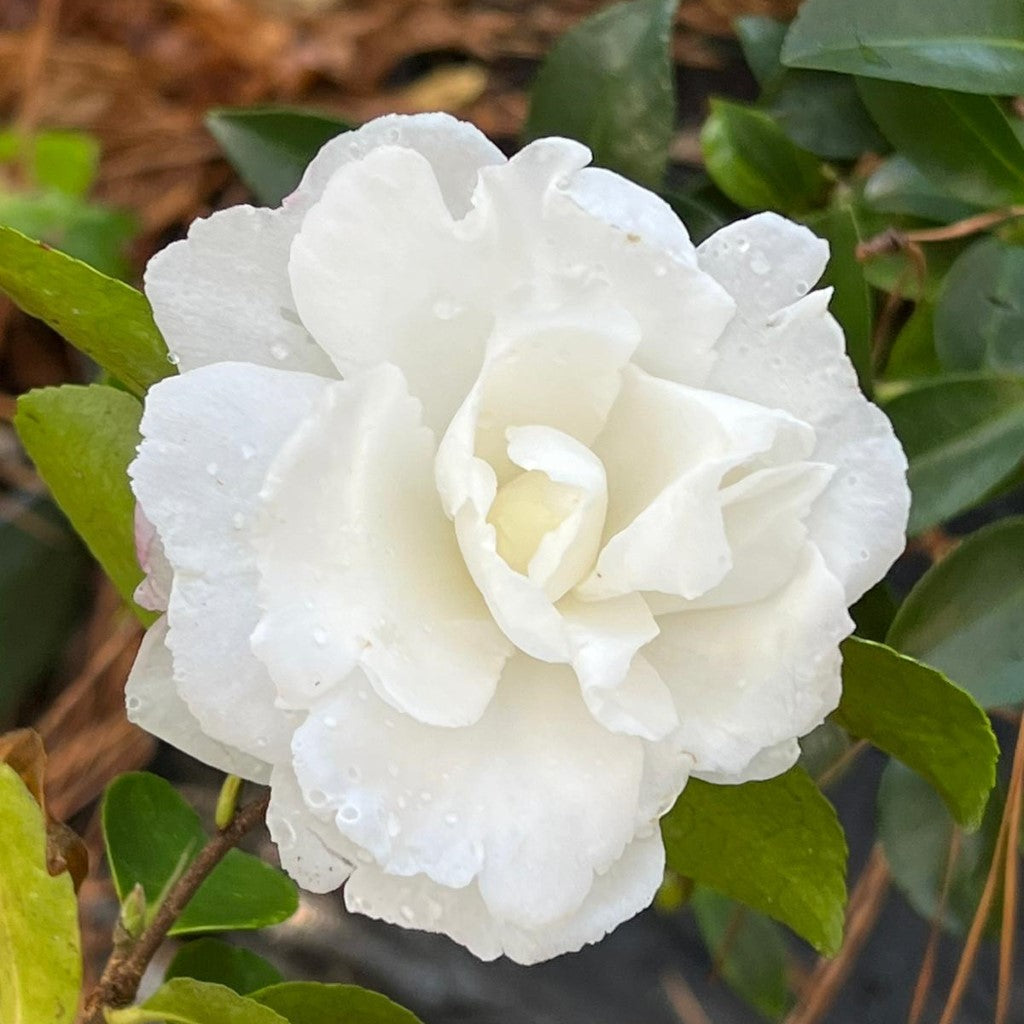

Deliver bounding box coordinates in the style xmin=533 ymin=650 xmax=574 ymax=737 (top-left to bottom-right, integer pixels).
xmin=78 ymin=791 xmax=270 ymax=1024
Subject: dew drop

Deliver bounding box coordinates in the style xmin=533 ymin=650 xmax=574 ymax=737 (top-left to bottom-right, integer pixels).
xmin=859 ymin=548 xmax=870 ymax=561
xmin=166 ymin=351 xmax=181 ymax=366
xmin=653 ymin=264 xmax=668 ymax=278
xmin=270 ymin=342 xmax=290 ymax=361
xmin=255 ymin=735 xmax=269 ymax=748
xmin=339 ymin=804 xmax=360 ymax=823
xmin=400 ymin=904 xmax=416 ymax=922
xmin=307 ymin=788 xmax=328 ymax=808
xmin=240 ymin=444 xmax=257 ymax=461
xmin=425 ymin=897 xmax=444 ymax=920
xmin=323 ymin=715 xmax=338 ymax=729
xmin=735 ymin=236 xmax=750 ymax=253
xmin=232 ymin=512 xmax=246 ymax=530
xmin=275 ymin=817 xmax=297 ymax=849
xmin=125 ymin=695 xmax=142 ymax=714
xmin=386 ymin=813 xmax=402 ymax=837
xmin=205 ymin=461 xmax=218 ymax=476
xmin=312 ymin=627 xmax=328 ymax=647
xmin=794 ymin=279 xmax=809 ymax=296
xmin=444 ymin=812 xmax=459 ymax=826
xmin=345 ymin=764 xmax=360 ymax=780
xmin=749 ymin=252 xmax=770 ymax=275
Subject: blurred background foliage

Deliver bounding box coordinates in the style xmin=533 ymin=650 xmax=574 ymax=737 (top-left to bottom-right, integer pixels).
xmin=1 ymin=0 xmax=1023 ymax=1022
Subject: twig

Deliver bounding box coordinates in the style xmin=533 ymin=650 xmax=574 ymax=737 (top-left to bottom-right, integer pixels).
xmin=997 ymin=713 xmax=1024 ymax=1024
xmin=856 ymin=206 xmax=1024 ymax=262
xmin=79 ymin=792 xmax=270 ymax=1023
xmin=783 ymin=845 xmax=891 ymax=1024
xmin=662 ymin=971 xmax=716 ymax=1024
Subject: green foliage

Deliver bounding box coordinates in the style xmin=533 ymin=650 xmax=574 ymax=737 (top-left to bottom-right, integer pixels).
xmin=862 ymin=156 xmax=980 ymax=224
xmin=0 ymin=129 xmax=99 ymax=197
xmin=691 ymin=888 xmax=794 ymax=1019
xmin=206 ymin=108 xmax=350 ymax=207
xmin=251 ymin=982 xmax=426 ymax=1024
xmin=856 ymin=80 xmax=1024 ymax=209
xmin=888 ymin=518 xmax=1024 ymax=708
xmin=0 ymin=497 xmax=89 ymax=723
xmin=884 ymin=375 xmax=1024 ymax=534
xmin=881 ymin=303 xmax=942 ymax=382
xmin=166 ymin=939 xmax=283 ymax=995
xmin=525 ymin=0 xmax=677 ymax=188
xmin=700 ymin=99 xmax=829 ymax=214
xmin=878 ymin=760 xmax=1003 ymax=935
xmin=102 ymin=773 xmax=298 ymax=936
xmin=0 ymin=227 xmax=170 ymax=395
xmin=14 ymin=384 xmax=151 ymax=616
xmin=935 ymin=237 xmax=1024 ymax=373
xmin=782 ymin=0 xmax=1024 ymax=95
xmin=662 ymin=767 xmax=846 ymax=955
xmin=0 ymin=764 xmax=81 ymax=1024
xmin=106 ymin=979 xmax=288 ymax=1024
xmin=836 ymin=638 xmax=997 ymax=829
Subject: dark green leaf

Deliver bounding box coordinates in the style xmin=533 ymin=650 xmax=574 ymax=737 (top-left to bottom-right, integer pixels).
xmin=107 ymin=979 xmax=288 ymax=1024
xmin=862 ymin=156 xmax=980 ymax=223
xmin=660 ymin=188 xmax=728 ymax=244
xmin=861 ymin=237 xmax=965 ymax=302
xmin=0 ymin=496 xmax=89 ymax=723
xmin=734 ymin=16 xmax=788 ymax=88
xmin=804 ymin=203 xmax=873 ymax=393
xmin=662 ymin=767 xmax=847 ymax=955
xmin=782 ymin=0 xmax=1024 ymax=96
xmin=102 ymin=772 xmax=297 ymax=937
xmin=881 ymin=302 xmax=942 ymax=381
xmin=252 ymin=982 xmax=425 ymax=1024
xmin=525 ymin=0 xmax=677 ymax=188
xmin=856 ymin=80 xmax=1024 ymax=209
xmin=888 ymin=517 xmax=1024 ymax=708
xmin=0 ymin=226 xmax=170 ymax=395
xmin=700 ymin=99 xmax=829 ymax=214
xmin=14 ymin=384 xmax=151 ymax=616
xmin=166 ymin=939 xmax=282 ymax=995
xmin=850 ymin=582 xmax=898 ymax=642
xmin=836 ymin=638 xmax=997 ymax=829
xmin=0 ymin=765 xmax=80 ymax=1024
xmin=879 ymin=760 xmax=1002 ymax=935
xmin=883 ymin=374 xmax=1024 ymax=533
xmin=692 ymin=887 xmax=794 ymax=1019
xmin=935 ymin=237 xmax=1024 ymax=374
xmin=206 ymin=108 xmax=350 ymax=208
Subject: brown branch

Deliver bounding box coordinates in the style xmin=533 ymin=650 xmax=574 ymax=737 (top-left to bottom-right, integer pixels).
xmin=856 ymin=206 xmax=1024 ymax=262
xmin=79 ymin=792 xmax=270 ymax=1023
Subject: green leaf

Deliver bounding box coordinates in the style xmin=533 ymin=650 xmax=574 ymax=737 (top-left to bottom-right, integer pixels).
xmin=881 ymin=302 xmax=942 ymax=381
xmin=835 ymin=638 xmax=997 ymax=829
xmin=102 ymin=772 xmax=298 ymax=936
xmin=14 ymin=384 xmax=151 ymax=616
xmin=782 ymin=0 xmax=1024 ymax=96
xmin=206 ymin=107 xmax=350 ymax=208
xmin=735 ymin=16 xmax=789 ymax=88
xmin=0 ymin=129 xmax=99 ymax=197
xmin=804 ymin=203 xmax=873 ymax=393
xmin=935 ymin=237 xmax=1024 ymax=374
xmin=661 ymin=767 xmax=847 ymax=955
xmin=660 ymin=188 xmax=728 ymax=244
xmin=883 ymin=374 xmax=1024 ymax=533
xmin=888 ymin=517 xmax=1024 ymax=708
xmin=691 ymin=887 xmax=794 ymax=1019
xmin=0 ymin=226 xmax=170 ymax=394
xmin=700 ymin=99 xmax=829 ymax=215
xmin=251 ymin=982 xmax=426 ymax=1024
xmin=524 ymin=0 xmax=677 ymax=188
xmin=862 ymin=155 xmax=980 ymax=223
xmin=861 ymin=236 xmax=965 ymax=302
xmin=0 ymin=764 xmax=81 ymax=1024
xmin=166 ymin=939 xmax=282 ymax=995
xmin=106 ymin=979 xmax=288 ymax=1024
xmin=856 ymin=80 xmax=1024 ymax=209
xmin=878 ymin=760 xmax=1002 ymax=935
xmin=0 ymin=496 xmax=89 ymax=723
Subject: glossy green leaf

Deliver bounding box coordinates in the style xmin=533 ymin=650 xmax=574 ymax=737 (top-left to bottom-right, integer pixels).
xmin=879 ymin=760 xmax=1002 ymax=935
xmin=14 ymin=384 xmax=151 ymax=616
xmin=661 ymin=188 xmax=728 ymax=244
xmin=0 ymin=764 xmax=81 ymax=1024
xmin=884 ymin=374 xmax=1024 ymax=533
xmin=850 ymin=582 xmax=898 ymax=643
xmin=0 ymin=130 xmax=99 ymax=197
xmin=735 ymin=16 xmax=789 ymax=87
xmin=700 ymin=99 xmax=829 ymax=214
xmin=206 ymin=108 xmax=350 ymax=207
xmin=692 ymin=887 xmax=793 ymax=1019
xmin=0 ymin=226 xmax=170 ymax=394
xmin=252 ymin=982 xmax=425 ymax=1024
xmin=782 ymin=0 xmax=1024 ymax=96
xmin=836 ymin=638 xmax=997 ymax=829
xmin=107 ymin=979 xmax=288 ymax=1024
xmin=935 ymin=236 xmax=1024 ymax=374
xmin=888 ymin=517 xmax=1024 ymax=708
xmin=102 ymin=772 xmax=298 ymax=936
xmin=662 ymin=767 xmax=847 ymax=954
xmin=805 ymin=203 xmax=872 ymax=393
xmin=861 ymin=236 xmax=965 ymax=303
xmin=166 ymin=939 xmax=282 ymax=995
xmin=856 ymin=80 xmax=1024 ymax=209
xmin=0 ymin=496 xmax=89 ymax=723
xmin=525 ymin=0 xmax=677 ymax=188
xmin=863 ymin=155 xmax=980 ymax=224
xmin=881 ymin=302 xmax=942 ymax=381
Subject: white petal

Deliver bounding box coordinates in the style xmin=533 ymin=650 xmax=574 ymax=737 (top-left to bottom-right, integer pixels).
xmin=644 ymin=545 xmax=852 ymax=778
xmin=252 ymin=363 xmax=510 ymax=727
xmin=343 ymin=830 xmax=665 ymax=965
xmin=697 ymin=213 xmax=909 ymax=601
xmin=291 ymin=656 xmax=646 ymax=931
xmin=695 ymin=738 xmax=801 ymax=785
xmin=132 ymin=505 xmax=172 ymax=613
xmin=125 ymin=617 xmax=271 ymax=783
xmin=267 ymin=764 xmax=356 ymax=894
xmin=131 ymin=363 xmax=330 ymax=762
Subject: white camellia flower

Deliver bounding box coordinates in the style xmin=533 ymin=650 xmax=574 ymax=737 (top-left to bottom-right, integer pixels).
xmin=125 ymin=113 xmax=909 ymax=964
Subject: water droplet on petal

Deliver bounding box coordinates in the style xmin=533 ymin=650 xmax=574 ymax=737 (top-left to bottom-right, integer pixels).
xmin=323 ymin=715 xmax=338 ymax=729
xmin=205 ymin=462 xmax=218 ymax=476
xmin=750 ymin=252 xmax=770 ymax=275
xmin=736 ymin=236 xmax=750 ymax=253
xmin=400 ymin=904 xmax=415 ymax=922
xmin=387 ymin=813 xmax=402 ymax=837
xmin=339 ymin=804 xmax=360 ymax=823
xmin=232 ymin=512 xmax=246 ymax=530
xmin=653 ymin=264 xmax=667 ymax=278
xmin=270 ymin=342 xmax=290 ymax=361
xmin=167 ymin=352 xmax=181 ymax=366
xmin=795 ymin=279 xmax=809 ymax=296
xmin=307 ymin=788 xmax=328 ymax=808
xmin=312 ymin=627 xmax=328 ymax=647
xmin=275 ymin=817 xmax=297 ymax=849
xmin=444 ymin=812 xmax=459 ymax=826
xmin=240 ymin=444 xmax=257 ymax=460
xmin=125 ymin=695 xmax=142 ymax=714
